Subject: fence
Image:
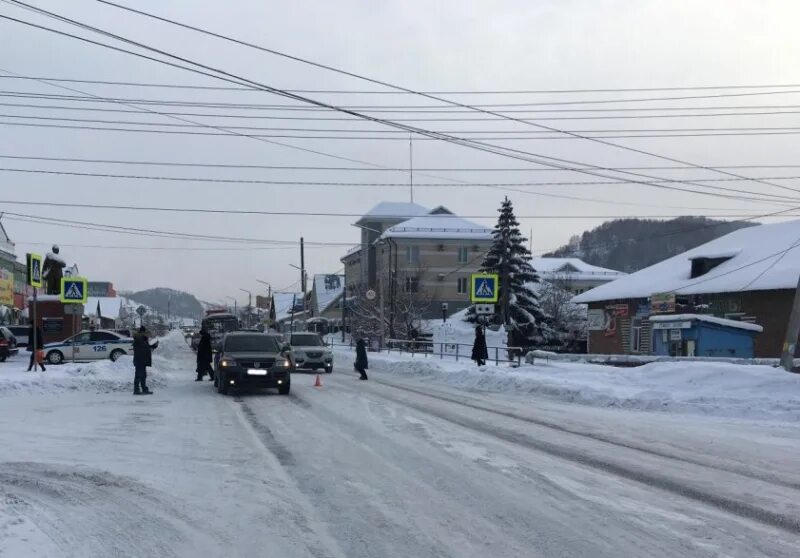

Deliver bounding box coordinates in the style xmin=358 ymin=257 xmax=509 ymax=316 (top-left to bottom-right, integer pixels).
xmin=328 ymin=338 xmax=524 ymax=366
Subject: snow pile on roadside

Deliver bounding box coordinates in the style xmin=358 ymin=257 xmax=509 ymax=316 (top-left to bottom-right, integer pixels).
xmin=0 ymin=331 xmax=189 ymax=397
xmin=337 ymin=348 xmax=800 ymax=421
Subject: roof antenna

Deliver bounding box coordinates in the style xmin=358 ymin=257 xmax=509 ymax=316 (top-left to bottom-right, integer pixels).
xmin=409 ymin=133 xmax=414 ymax=203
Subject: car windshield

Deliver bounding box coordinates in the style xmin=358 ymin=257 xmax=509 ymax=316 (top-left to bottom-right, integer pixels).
xmin=225 ymin=335 xmax=279 ymax=353
xmin=291 ymin=334 xmax=323 ymax=346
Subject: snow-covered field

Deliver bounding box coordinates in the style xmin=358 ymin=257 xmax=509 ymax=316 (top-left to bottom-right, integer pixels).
xmin=339 ymin=347 xmax=800 ymax=421
xmin=2 ymin=332 xmax=800 ymax=557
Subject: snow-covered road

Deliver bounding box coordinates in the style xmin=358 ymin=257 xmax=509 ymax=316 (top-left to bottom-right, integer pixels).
xmin=1 ymin=333 xmax=799 ymax=557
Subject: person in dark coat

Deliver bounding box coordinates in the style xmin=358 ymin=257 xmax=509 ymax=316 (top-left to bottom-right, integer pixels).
xmin=132 ymin=326 xmax=158 ymax=395
xmin=471 ymin=325 xmax=488 ymax=366
xmin=26 ymin=324 xmax=46 ymax=372
xmin=354 ymin=338 xmax=368 ymax=380
xmin=195 ymin=328 xmax=214 ymax=381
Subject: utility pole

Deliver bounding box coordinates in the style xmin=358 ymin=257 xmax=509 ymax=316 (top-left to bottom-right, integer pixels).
xmin=300 ymin=236 xmax=306 ymax=315
xmin=409 ymin=133 xmax=414 ymax=203
xmin=780 ymin=272 xmax=800 ymax=372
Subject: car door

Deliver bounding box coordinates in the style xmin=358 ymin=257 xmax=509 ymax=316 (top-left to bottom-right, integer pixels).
xmin=89 ymin=332 xmax=117 ymax=359
xmin=69 ymin=332 xmax=92 ymax=359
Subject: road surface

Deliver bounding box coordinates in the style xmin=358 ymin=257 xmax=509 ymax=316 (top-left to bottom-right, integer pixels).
xmin=1 ymin=335 xmax=799 ymax=557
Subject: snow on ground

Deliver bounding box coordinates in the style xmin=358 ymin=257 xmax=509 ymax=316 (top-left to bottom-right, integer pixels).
xmin=0 ymin=332 xmax=186 ymax=396
xmin=2 ymin=331 xmax=800 ymax=556
xmin=332 ymin=346 xmax=800 ymax=421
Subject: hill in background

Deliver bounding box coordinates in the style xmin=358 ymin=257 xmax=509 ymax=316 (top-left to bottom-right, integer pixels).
xmin=544 ymin=217 xmax=757 ymax=273
xmin=121 ymin=288 xmax=204 ymax=319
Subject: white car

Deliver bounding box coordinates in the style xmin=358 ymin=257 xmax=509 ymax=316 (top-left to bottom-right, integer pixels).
xmin=289 ymin=332 xmax=333 ymax=373
xmin=44 ymin=330 xmax=135 ymax=365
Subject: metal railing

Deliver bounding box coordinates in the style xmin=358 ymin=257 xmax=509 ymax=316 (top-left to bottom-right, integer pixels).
xmin=328 ymin=338 xmax=524 ymax=366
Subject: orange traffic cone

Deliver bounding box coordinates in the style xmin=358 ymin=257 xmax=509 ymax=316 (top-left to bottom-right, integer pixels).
xmin=314 ymin=374 xmax=322 ymax=388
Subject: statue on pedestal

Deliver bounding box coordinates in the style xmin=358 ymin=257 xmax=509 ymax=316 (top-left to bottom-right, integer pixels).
xmin=42 ymin=245 xmax=66 ymax=296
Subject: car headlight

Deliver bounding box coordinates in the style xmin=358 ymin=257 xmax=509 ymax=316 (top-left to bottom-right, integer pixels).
xmin=277 ymin=358 xmax=291 ymax=368
xmin=220 ymin=358 xmax=237 ymax=367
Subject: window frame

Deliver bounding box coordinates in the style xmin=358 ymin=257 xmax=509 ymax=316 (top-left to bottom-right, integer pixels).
xmin=405 ymin=276 xmax=420 ymax=293
xmin=457 ymin=246 xmax=469 ymax=264
xmin=457 ymin=277 xmax=468 ymax=294
xmin=406 ymin=245 xmax=420 ymax=264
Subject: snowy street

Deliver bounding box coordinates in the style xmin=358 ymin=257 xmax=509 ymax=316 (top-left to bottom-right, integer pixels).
xmin=1 ymin=333 xmax=799 ymax=557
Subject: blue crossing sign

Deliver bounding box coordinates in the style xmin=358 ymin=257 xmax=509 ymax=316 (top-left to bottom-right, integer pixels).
xmin=60 ymin=277 xmax=88 ymax=304
xmin=470 ymin=273 xmax=499 ymax=303
xmin=26 ymin=253 xmax=43 ymax=288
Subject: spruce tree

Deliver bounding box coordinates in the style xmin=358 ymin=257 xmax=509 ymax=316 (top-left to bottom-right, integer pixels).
xmin=467 ymin=197 xmax=554 ymax=346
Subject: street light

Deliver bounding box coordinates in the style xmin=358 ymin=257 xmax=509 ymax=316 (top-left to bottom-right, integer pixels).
xmin=239 ymin=288 xmax=253 ymax=328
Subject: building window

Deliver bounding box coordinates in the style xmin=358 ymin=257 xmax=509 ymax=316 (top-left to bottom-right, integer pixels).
xmin=457 ymin=277 xmax=468 ymax=294
xmin=406 ymin=245 xmax=420 ymax=264
xmin=458 ymin=246 xmax=468 ymax=264
xmin=405 ymin=277 xmax=419 ymax=293
xmin=631 ymin=320 xmax=642 ymax=353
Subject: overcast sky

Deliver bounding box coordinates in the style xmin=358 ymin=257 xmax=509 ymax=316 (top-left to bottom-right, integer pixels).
xmin=3 ymin=0 xmax=800 ymax=303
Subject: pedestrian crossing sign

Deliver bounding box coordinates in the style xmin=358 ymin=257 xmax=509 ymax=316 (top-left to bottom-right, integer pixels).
xmin=26 ymin=253 xmax=43 ymax=288
xmin=470 ymin=273 xmax=499 ymax=303
xmin=60 ymin=277 xmax=88 ymax=304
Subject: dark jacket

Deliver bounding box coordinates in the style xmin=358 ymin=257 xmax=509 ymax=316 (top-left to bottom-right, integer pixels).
xmin=355 ymin=339 xmax=368 ymax=370
xmin=196 ymin=330 xmax=212 ymax=364
xmin=471 ymin=327 xmax=488 ymax=362
xmin=26 ymin=325 xmax=45 ymax=351
xmin=133 ymin=333 xmax=157 ymax=367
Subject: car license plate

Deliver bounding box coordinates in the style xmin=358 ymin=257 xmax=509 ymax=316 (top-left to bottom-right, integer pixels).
xmin=247 ymin=369 xmax=267 ymax=376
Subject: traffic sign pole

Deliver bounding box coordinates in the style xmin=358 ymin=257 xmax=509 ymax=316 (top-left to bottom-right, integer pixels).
xmin=31 ymin=286 xmax=38 ymax=371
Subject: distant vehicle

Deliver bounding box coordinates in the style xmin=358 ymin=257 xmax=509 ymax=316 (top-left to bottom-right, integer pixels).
xmin=289 ymin=332 xmax=333 ymax=373
xmin=214 ymin=332 xmax=292 ymax=395
xmin=44 ymin=329 xmax=134 ymax=365
xmin=202 ymin=312 xmax=239 ymax=350
xmin=0 ymin=326 xmax=19 ymax=362
xmin=6 ymin=325 xmax=29 ymax=348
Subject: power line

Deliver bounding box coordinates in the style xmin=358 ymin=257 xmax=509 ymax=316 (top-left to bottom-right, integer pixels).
xmin=85 ymin=0 xmax=800 ymax=203
xmin=5 ymin=73 xmax=800 ymax=95
xmin=10 ymin=112 xmax=800 ymax=135
xmin=5 ymin=100 xmax=800 ymax=122
xmin=2 ymin=6 xmax=796 ymax=206
xmin=5 ymin=154 xmax=800 ymax=173
xmin=8 ymin=90 xmax=800 ymax=113
xmin=1 ymin=200 xmax=796 ymax=220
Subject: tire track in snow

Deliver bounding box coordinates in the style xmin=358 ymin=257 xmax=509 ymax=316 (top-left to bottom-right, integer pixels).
xmin=0 ymin=462 xmax=192 ymax=557
xmin=373 ymin=377 xmax=800 ymax=490
xmin=337 ymin=378 xmax=800 ymax=535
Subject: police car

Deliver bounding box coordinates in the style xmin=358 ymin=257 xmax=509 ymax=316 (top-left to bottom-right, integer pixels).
xmin=44 ymin=330 xmax=135 ymax=365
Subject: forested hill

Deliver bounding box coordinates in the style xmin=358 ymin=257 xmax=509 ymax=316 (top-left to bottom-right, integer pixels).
xmin=123 ymin=288 xmax=204 ymax=318
xmin=544 ymin=217 xmax=757 ymax=273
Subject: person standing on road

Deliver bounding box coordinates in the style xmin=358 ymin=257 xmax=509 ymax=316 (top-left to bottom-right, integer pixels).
xmin=471 ymin=325 xmax=488 ymax=367
xmin=133 ymin=326 xmax=158 ymax=395
xmin=354 ymin=337 xmax=368 ymax=380
xmin=195 ymin=328 xmax=214 ymax=382
xmin=26 ymin=324 xmax=46 ymax=372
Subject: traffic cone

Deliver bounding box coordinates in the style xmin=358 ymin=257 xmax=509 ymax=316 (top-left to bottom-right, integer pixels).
xmin=314 ymin=374 xmax=322 ymax=388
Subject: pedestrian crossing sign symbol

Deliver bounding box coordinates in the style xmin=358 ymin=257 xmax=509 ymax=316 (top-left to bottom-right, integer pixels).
xmin=26 ymin=253 xmax=43 ymax=288
xmin=60 ymin=277 xmax=88 ymax=304
xmin=470 ymin=273 xmax=499 ymax=303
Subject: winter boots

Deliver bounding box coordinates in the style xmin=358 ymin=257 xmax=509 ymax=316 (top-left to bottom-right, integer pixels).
xmin=133 ymin=387 xmax=153 ymax=396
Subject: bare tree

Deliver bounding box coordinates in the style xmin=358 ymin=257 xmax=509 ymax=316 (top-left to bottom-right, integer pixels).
xmin=536 ymin=275 xmax=587 ymax=351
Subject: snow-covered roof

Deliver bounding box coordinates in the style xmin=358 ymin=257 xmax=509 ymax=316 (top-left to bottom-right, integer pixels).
xmin=86 ymin=297 xmax=123 ymax=320
xmin=358 ymin=202 xmax=428 ymax=222
xmin=381 ymin=214 xmax=493 ymax=240
xmin=531 ymin=257 xmax=626 ymax=280
xmin=313 ymin=274 xmax=344 ymax=314
xmin=573 ymin=219 xmax=800 ymax=303
xmin=273 ymin=292 xmax=304 ymax=318
xmin=344 ymin=245 xmax=361 ymax=257
xmin=649 ymin=313 xmax=763 ymax=333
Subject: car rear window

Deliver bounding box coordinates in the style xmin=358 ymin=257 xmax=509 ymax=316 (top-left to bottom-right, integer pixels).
xmin=225 ymin=335 xmax=280 ymax=353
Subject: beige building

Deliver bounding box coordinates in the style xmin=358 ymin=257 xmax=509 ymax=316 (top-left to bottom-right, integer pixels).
xmin=342 ymin=202 xmax=493 ymax=320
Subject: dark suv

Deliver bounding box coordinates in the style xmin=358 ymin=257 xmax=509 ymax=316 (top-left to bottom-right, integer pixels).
xmin=214 ymin=332 xmax=293 ymax=395
xmin=0 ymin=326 xmax=19 ymax=362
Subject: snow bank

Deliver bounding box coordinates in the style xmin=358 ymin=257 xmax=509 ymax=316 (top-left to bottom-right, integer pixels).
xmin=336 ymin=348 xmax=800 ymax=421
xmin=0 ymin=331 xmax=188 ymax=397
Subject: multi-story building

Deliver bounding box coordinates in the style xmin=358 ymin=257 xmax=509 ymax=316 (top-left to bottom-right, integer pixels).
xmin=342 ymin=202 xmax=493 ymax=322
xmin=530 ymin=257 xmax=626 ymax=295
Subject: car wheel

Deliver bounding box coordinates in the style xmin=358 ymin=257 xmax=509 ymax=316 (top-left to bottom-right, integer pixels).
xmin=0 ymin=355 xmax=6 ymax=363
xmin=219 ymin=371 xmax=228 ymax=395
xmin=213 ymin=374 xmax=218 ymax=388
xmin=110 ymin=349 xmax=124 ymax=362
xmin=278 ymin=380 xmax=291 ymax=395
xmin=326 ymin=366 xmax=333 ymax=374
xmin=47 ymin=350 xmax=64 ymax=365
